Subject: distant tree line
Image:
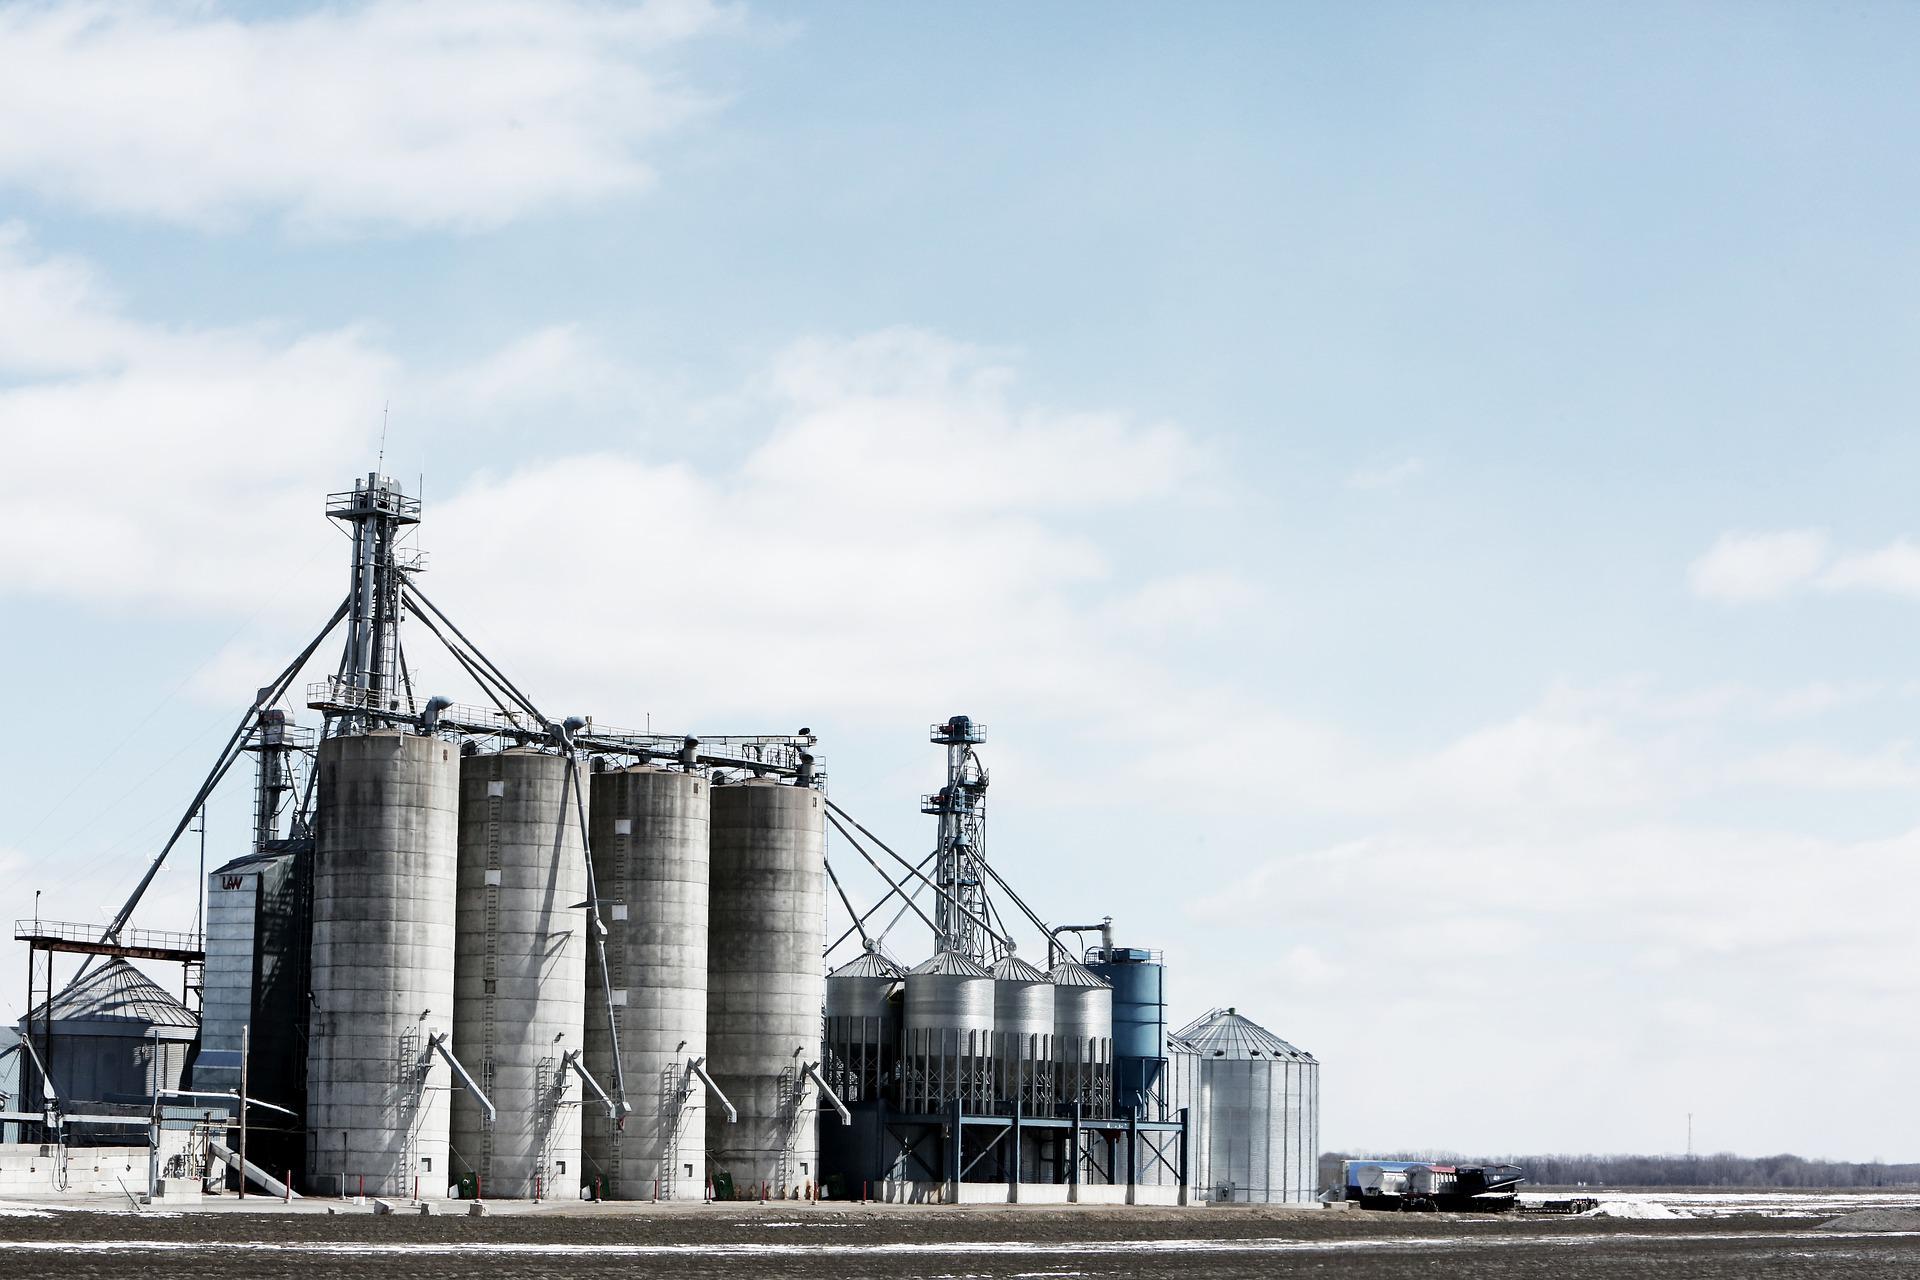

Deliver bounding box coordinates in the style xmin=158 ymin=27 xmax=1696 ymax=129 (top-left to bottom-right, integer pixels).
xmin=1321 ymin=1150 xmax=1920 ymax=1190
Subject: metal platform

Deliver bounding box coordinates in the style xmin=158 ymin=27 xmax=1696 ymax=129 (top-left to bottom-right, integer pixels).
xmin=13 ymin=919 xmax=205 ymax=964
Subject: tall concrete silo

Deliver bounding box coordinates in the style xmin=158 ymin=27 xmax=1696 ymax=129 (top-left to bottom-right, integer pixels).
xmin=1174 ymin=1007 xmax=1320 ymax=1203
xmin=705 ymin=778 xmax=828 ymax=1197
xmin=899 ymin=950 xmax=994 ymax=1113
xmin=307 ymin=730 xmax=460 ymax=1198
xmin=1049 ymin=958 xmax=1113 ymax=1118
xmin=582 ymin=765 xmax=709 ymax=1200
xmin=451 ymin=748 xmax=587 ymax=1198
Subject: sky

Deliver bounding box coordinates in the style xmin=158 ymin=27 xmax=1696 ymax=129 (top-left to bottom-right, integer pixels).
xmin=2 ymin=0 xmax=1919 ymax=1163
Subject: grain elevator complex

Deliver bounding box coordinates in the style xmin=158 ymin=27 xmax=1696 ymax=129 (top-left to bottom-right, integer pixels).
xmin=1 ymin=474 xmax=1318 ymax=1207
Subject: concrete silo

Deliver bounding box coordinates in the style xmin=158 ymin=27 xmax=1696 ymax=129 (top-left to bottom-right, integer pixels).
xmin=705 ymin=778 xmax=828 ymax=1198
xmin=1173 ymin=1007 xmax=1320 ymax=1203
xmin=451 ymin=748 xmax=587 ymax=1198
xmin=582 ymin=765 xmax=710 ymax=1200
xmin=306 ymin=729 xmax=460 ymax=1198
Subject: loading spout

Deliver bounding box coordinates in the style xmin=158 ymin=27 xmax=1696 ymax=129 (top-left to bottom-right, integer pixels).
xmin=428 ymin=1032 xmax=495 ymax=1125
xmin=801 ymin=1060 xmax=851 ymax=1126
xmin=563 ymin=1050 xmax=622 ymax=1119
xmin=687 ymin=1056 xmax=737 ymax=1124
xmin=208 ymin=1140 xmax=300 ymax=1198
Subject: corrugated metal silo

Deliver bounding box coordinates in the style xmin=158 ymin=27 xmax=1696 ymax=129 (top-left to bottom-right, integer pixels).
xmin=451 ymin=748 xmax=587 ymax=1198
xmin=705 ymin=778 xmax=828 ymax=1197
xmin=900 ymin=951 xmax=994 ymax=1113
xmin=307 ymin=730 xmax=460 ymax=1198
xmin=1049 ymin=959 xmax=1113 ymax=1117
xmin=1175 ymin=1007 xmax=1320 ymax=1203
xmin=17 ymin=961 xmax=195 ymax=1110
xmin=582 ymin=765 xmax=709 ymax=1200
xmin=824 ymin=950 xmax=900 ymax=1103
xmin=989 ymin=954 xmax=1053 ymax=1112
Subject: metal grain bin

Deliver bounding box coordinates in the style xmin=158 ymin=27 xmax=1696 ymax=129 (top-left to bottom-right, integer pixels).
xmin=1048 ymin=959 xmax=1112 ymax=1117
xmin=1174 ymin=1007 xmax=1319 ymax=1204
xmin=900 ymin=950 xmax=994 ymax=1113
xmin=990 ymin=953 xmax=1054 ymax=1112
xmin=824 ymin=950 xmax=901 ymax=1104
xmin=1088 ymin=946 xmax=1166 ymax=1117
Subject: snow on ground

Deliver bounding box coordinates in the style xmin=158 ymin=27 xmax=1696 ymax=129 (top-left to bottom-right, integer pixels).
xmin=1581 ymin=1201 xmax=1689 ymax=1220
xmin=1522 ymin=1191 xmax=1920 ymax=1219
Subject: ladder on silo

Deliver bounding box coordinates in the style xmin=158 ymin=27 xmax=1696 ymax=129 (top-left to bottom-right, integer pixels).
xmin=775 ymin=1063 xmax=819 ymax=1197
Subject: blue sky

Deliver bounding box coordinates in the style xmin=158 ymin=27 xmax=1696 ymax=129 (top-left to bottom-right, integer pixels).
xmin=3 ymin=0 xmax=1920 ymax=1161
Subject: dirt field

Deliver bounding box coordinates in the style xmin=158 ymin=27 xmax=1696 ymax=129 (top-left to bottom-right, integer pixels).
xmin=1 ymin=1203 xmax=1918 ymax=1278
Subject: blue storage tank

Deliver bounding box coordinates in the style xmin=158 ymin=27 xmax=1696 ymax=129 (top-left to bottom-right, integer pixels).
xmin=1089 ymin=946 xmax=1165 ymax=1115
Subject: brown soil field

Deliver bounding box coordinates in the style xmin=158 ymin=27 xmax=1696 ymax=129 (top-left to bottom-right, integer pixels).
xmin=0 ymin=1203 xmax=1915 ymax=1278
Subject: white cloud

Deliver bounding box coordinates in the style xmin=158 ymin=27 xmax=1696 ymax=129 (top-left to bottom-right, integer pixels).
xmin=422 ymin=328 xmax=1215 ymax=726
xmin=1688 ymin=528 xmax=1920 ymax=604
xmin=1185 ymin=821 xmax=1920 ymax=1156
xmin=1822 ymin=538 xmax=1920 ymax=598
xmin=1346 ymin=456 xmax=1423 ymax=491
xmin=1724 ymin=741 xmax=1920 ymax=792
xmin=0 ymin=0 xmax=742 ymax=234
xmin=1687 ymin=529 xmax=1830 ymax=602
xmin=0 ymin=229 xmax=1225 ymax=738
xmin=0 ymin=223 xmax=389 ymax=614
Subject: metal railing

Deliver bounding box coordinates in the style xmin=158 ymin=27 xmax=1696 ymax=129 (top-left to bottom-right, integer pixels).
xmin=325 ymin=481 xmax=421 ymax=522
xmin=13 ymin=918 xmax=202 ymax=953
xmin=304 ymin=680 xmax=822 ymax=778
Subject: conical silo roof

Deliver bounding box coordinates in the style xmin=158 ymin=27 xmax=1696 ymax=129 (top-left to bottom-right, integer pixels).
xmin=991 ymin=954 xmax=1050 ymax=983
xmin=1172 ymin=1007 xmax=1315 ymax=1063
xmin=1048 ymin=958 xmax=1111 ymax=988
xmin=909 ymin=950 xmax=992 ymax=978
xmin=22 ymin=959 xmax=196 ymax=1037
xmin=830 ymin=950 xmax=904 ymax=979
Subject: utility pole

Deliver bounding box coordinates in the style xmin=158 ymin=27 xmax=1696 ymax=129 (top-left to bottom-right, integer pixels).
xmin=239 ymin=1023 xmax=249 ymax=1199
xmin=192 ymin=808 xmax=206 ymax=939
xmin=146 ymin=1027 xmax=160 ymax=1204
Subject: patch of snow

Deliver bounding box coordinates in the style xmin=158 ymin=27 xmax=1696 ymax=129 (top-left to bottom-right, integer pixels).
xmin=1583 ymin=1200 xmax=1689 ymax=1220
